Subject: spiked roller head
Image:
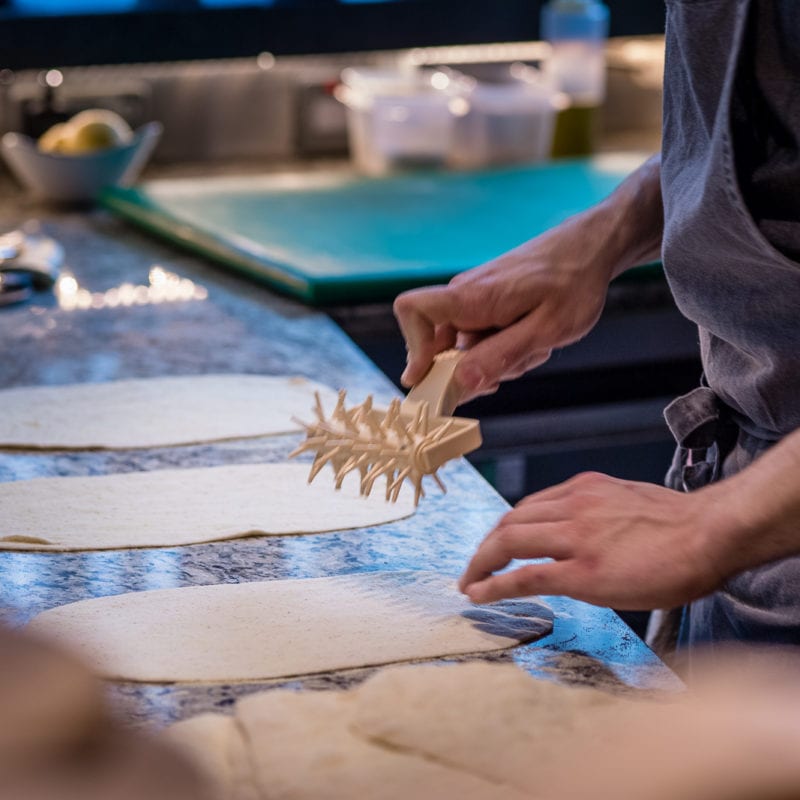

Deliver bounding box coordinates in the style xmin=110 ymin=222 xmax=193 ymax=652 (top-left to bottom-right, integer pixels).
xmin=289 ymin=352 xmax=481 ymax=506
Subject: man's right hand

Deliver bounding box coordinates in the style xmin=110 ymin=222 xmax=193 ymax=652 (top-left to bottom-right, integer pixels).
xmin=394 ymin=215 xmax=614 ymax=404
xmin=393 ymin=154 xmax=664 ymax=405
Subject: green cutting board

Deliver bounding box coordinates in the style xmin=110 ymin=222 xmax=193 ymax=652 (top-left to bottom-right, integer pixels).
xmin=102 ymin=154 xmax=653 ymax=305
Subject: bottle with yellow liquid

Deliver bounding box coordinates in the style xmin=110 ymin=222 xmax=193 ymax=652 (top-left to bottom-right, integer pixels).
xmin=541 ymin=0 xmax=609 ymax=157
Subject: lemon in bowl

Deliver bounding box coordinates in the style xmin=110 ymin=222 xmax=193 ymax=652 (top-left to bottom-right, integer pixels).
xmin=2 ymin=109 xmax=161 ymax=203
xmin=39 ymin=109 xmax=135 ymax=155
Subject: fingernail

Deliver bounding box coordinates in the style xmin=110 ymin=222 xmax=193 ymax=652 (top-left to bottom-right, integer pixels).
xmin=465 ymin=583 xmax=485 ymax=603
xmin=400 ymin=367 xmax=411 ymax=386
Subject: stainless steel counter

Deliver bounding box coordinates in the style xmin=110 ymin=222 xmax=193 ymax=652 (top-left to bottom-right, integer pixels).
xmin=0 ymin=178 xmax=680 ymax=731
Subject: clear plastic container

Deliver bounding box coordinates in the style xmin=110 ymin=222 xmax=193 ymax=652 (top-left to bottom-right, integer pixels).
xmin=450 ymin=64 xmax=565 ymax=168
xmin=335 ymin=67 xmax=466 ymax=175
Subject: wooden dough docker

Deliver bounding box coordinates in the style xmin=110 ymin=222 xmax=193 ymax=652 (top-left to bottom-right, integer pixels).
xmin=290 ymin=350 xmax=482 ymax=505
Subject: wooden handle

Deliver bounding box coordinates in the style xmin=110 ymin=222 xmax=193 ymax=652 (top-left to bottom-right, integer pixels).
xmin=404 ymin=349 xmax=464 ymax=418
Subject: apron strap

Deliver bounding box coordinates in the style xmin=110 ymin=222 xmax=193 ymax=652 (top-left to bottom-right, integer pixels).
xmin=663 ymin=386 xmax=721 ymax=449
xmin=663 ymin=385 xmax=741 ymax=492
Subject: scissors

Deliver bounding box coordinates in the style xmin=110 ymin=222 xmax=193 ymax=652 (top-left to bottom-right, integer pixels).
xmin=0 ymin=229 xmax=63 ymax=306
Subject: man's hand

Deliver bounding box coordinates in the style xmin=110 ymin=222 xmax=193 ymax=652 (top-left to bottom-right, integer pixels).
xmin=393 ymin=155 xmax=664 ymax=405
xmin=459 ymin=471 xmax=736 ymax=610
xmin=461 ymin=422 xmax=800 ymax=611
xmin=394 ymin=216 xmax=614 ymax=403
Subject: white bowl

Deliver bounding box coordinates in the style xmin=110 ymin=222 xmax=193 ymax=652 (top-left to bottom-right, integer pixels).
xmin=0 ymin=121 xmax=162 ymax=203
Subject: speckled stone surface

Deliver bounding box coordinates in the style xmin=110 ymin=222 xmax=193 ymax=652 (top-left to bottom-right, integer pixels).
xmin=0 ymin=179 xmax=680 ymax=731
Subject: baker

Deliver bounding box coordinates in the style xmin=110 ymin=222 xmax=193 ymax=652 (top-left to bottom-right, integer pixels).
xmin=394 ymin=0 xmax=800 ymax=653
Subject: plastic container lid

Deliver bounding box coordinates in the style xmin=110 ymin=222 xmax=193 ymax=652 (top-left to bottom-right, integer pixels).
xmin=541 ymin=0 xmax=609 ymax=42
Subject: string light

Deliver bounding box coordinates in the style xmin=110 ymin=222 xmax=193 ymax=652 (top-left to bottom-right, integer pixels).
xmin=55 ymin=266 xmax=208 ymax=312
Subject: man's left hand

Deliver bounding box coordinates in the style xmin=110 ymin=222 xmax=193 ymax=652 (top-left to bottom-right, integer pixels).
xmin=459 ymin=471 xmax=735 ymax=610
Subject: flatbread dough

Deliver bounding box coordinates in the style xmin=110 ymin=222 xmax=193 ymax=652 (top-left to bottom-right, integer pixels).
xmin=353 ymin=661 xmax=623 ymax=792
xmin=0 ymin=463 xmax=415 ymax=551
xmin=163 ymin=662 xmax=630 ymax=800
xmin=162 ymin=714 xmax=244 ymax=800
xmin=0 ymin=374 xmax=338 ymax=449
xmin=173 ymin=687 xmax=529 ymax=800
xmin=26 ymin=571 xmax=553 ymax=682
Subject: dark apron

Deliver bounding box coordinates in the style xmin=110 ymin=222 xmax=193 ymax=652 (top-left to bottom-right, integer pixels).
xmin=660 ymin=0 xmax=800 ymax=648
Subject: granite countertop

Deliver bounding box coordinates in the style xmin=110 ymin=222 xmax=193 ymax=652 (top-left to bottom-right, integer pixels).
xmin=0 ymin=177 xmax=680 ymax=731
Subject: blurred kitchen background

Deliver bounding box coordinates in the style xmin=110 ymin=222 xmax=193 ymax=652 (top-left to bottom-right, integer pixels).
xmin=0 ymin=0 xmax=698 ymax=521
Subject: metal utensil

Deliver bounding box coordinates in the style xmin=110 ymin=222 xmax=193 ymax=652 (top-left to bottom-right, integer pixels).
xmin=0 ymin=231 xmax=24 ymax=262
xmin=0 ymin=272 xmax=33 ymax=306
xmin=0 ymin=230 xmax=64 ymax=290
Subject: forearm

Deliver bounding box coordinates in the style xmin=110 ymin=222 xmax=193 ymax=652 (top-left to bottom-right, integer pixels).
xmin=579 ymin=152 xmax=664 ymax=279
xmin=707 ymin=426 xmax=800 ymax=577
xmin=491 ymin=153 xmax=664 ymax=296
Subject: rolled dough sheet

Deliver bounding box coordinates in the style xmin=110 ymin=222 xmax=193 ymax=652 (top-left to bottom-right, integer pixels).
xmin=26 ymin=571 xmax=553 ymax=682
xmin=164 ymin=662 xmax=629 ymax=800
xmin=0 ymin=463 xmax=415 ymax=551
xmin=0 ymin=374 xmax=339 ymax=449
